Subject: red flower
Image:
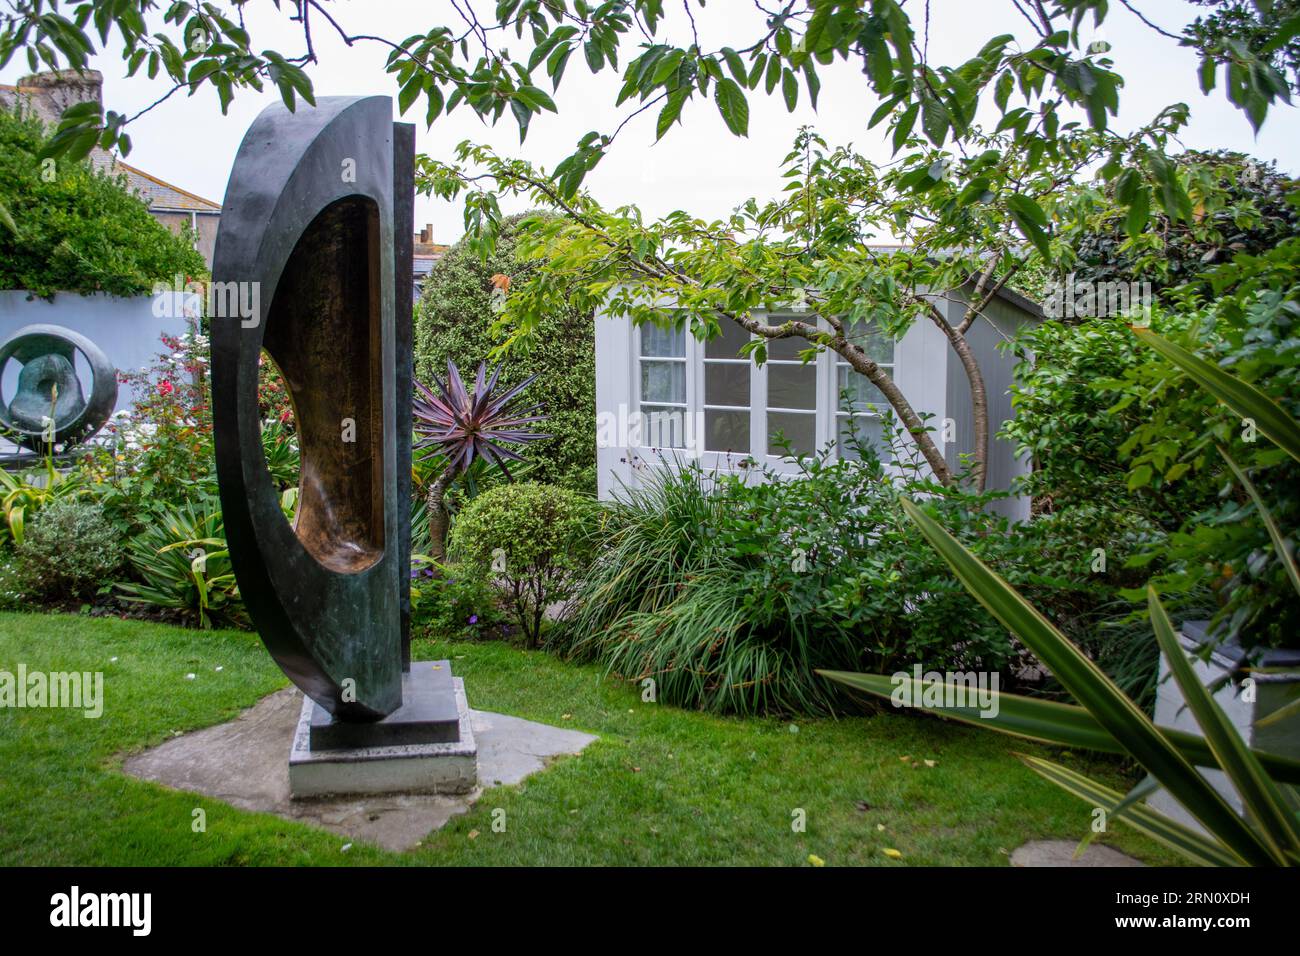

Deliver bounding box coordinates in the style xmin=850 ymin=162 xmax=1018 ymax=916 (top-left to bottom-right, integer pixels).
xmin=158 ymin=380 xmax=174 ymax=396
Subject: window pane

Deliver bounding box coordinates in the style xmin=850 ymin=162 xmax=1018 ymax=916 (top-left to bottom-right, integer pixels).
xmin=768 ymin=410 xmax=816 ymax=457
xmin=704 ymin=321 xmax=751 ymax=359
xmin=705 ymin=409 xmax=749 ymax=453
xmin=641 ymin=360 xmax=685 ymax=403
xmin=768 ymin=363 xmax=816 ymax=410
xmin=641 ymin=324 xmax=685 ymax=358
xmin=837 ymin=414 xmax=885 ymax=460
xmin=847 ymin=324 xmax=894 ymax=363
xmin=765 ymin=336 xmax=812 ymax=362
xmin=704 ymin=362 xmax=749 ymax=407
xmin=837 ymin=363 xmax=889 ymax=414
xmin=640 ymin=404 xmax=687 ymax=448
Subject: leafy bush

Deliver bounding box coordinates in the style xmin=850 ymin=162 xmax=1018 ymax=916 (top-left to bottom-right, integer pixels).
xmin=13 ymin=498 xmax=121 ymax=601
xmin=414 ymin=212 xmax=595 ymax=493
xmin=1058 ymin=150 xmax=1297 ymax=301
xmin=0 ymin=105 xmax=206 ymax=297
xmin=116 ymin=504 xmax=246 ymax=629
xmin=1013 ymin=228 xmax=1300 ymax=651
xmin=410 ymin=558 xmax=503 ymax=640
xmin=1125 ymin=242 xmax=1300 ymax=649
xmin=448 ymin=481 xmax=594 ymax=647
xmin=556 ymin=439 xmax=1041 ymax=717
xmin=1006 ymin=311 xmax=1214 ymax=527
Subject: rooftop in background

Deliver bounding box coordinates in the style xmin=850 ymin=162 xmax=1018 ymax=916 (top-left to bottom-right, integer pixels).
xmin=413 ymin=224 xmax=449 ymax=292
xmin=1 ymin=70 xmax=221 ymax=266
xmin=415 ymin=224 xmax=449 ymax=259
xmin=92 ymin=156 xmax=222 ymax=215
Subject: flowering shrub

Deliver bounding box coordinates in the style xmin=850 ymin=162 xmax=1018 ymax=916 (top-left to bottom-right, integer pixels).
xmin=80 ymin=331 xmax=297 ymax=536
xmin=99 ymin=330 xmax=214 ymax=497
xmin=410 ymin=558 xmax=503 ymax=640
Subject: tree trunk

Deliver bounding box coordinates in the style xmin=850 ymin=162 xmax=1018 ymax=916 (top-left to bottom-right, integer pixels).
xmin=425 ymin=461 xmax=457 ymax=562
xmin=939 ymin=323 xmax=989 ymax=493
xmin=832 ymin=339 xmax=956 ymax=486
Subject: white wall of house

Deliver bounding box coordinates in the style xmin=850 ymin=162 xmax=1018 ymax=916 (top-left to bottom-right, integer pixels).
xmin=0 ymin=290 xmax=198 ymax=453
xmin=594 ymin=296 xmax=1038 ymax=522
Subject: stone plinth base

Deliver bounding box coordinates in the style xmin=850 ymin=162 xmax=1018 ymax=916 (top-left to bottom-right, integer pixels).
xmin=289 ymin=667 xmax=477 ymax=799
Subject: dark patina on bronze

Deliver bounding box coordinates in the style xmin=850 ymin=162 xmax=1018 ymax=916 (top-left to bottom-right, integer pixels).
xmin=211 ymin=97 xmax=415 ymax=722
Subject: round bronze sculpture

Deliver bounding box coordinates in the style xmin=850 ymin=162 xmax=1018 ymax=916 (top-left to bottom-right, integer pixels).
xmin=0 ymin=323 xmax=118 ymax=453
xmin=211 ymin=96 xmax=412 ymax=721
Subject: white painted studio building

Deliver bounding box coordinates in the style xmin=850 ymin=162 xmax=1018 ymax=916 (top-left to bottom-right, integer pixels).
xmin=594 ymin=283 xmax=1044 ymax=521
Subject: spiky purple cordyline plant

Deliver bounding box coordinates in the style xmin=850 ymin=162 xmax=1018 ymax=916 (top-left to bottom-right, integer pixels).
xmin=413 ymin=360 xmax=550 ymax=559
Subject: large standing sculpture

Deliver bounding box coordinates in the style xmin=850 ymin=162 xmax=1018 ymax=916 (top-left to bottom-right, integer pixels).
xmin=211 ymin=97 xmax=421 ymax=727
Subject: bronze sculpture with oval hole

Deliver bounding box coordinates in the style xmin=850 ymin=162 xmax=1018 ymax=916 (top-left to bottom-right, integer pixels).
xmin=212 ymin=97 xmax=474 ymax=794
xmin=0 ymin=324 xmax=118 ymax=455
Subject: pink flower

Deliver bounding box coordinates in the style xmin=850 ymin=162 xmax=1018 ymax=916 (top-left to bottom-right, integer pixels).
xmin=158 ymin=380 xmax=174 ymax=397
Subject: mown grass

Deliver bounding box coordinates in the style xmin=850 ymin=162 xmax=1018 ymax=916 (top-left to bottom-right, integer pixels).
xmin=0 ymin=611 xmax=1179 ymax=866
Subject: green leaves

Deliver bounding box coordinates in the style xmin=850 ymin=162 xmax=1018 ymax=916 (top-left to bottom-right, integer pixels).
xmin=1124 ymin=186 xmax=1150 ymax=239
xmin=714 ymin=77 xmax=750 ymax=136
xmin=656 ymin=88 xmax=688 ymax=141
xmin=37 ymin=99 xmax=103 ymax=162
xmin=1223 ymin=46 xmax=1293 ymax=133
xmin=781 ymin=68 xmax=799 ymax=112
xmin=1133 ymin=329 xmax=1300 ymax=464
xmin=893 ymin=497 xmax=1283 ymax=866
xmin=1006 ymin=194 xmax=1052 ymax=260
xmin=1218 ymin=445 xmax=1300 ymax=600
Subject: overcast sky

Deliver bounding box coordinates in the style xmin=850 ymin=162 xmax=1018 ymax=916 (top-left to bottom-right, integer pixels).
xmin=4 ymin=0 xmax=1296 ymax=244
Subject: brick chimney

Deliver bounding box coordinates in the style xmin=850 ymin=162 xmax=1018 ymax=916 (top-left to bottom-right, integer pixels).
xmin=0 ymin=69 xmax=103 ymax=127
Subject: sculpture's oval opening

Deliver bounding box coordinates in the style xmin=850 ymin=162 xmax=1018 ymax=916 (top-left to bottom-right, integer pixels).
xmin=263 ymin=195 xmax=385 ymax=573
xmin=256 ymin=349 xmax=303 ymax=515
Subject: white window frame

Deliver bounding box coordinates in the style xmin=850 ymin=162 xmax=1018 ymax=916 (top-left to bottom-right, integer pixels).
xmin=832 ymin=331 xmax=898 ymax=461
xmin=635 ymin=324 xmax=690 ymax=450
xmin=631 ymin=315 xmax=898 ymax=474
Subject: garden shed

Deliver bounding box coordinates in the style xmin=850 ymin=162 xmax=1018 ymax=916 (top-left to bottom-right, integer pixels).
xmin=594 ymin=282 xmax=1044 ymax=520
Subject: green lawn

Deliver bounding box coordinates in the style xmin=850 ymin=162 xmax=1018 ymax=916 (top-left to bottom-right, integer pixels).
xmin=0 ymin=611 xmax=1179 ymax=866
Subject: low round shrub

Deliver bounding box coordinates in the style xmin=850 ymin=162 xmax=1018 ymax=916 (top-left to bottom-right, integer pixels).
xmin=15 ymin=497 xmax=122 ymax=601
xmin=448 ymin=482 xmax=594 ymax=647
xmin=410 ymin=559 xmax=504 ymax=640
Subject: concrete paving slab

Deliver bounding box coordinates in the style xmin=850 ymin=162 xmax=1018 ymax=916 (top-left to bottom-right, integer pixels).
xmin=1010 ymin=839 xmax=1144 ymax=867
xmin=121 ymin=686 xmax=597 ymax=852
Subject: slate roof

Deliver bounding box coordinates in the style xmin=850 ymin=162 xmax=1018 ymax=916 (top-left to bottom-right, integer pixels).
xmin=91 ymin=154 xmax=222 ymax=214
